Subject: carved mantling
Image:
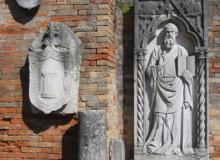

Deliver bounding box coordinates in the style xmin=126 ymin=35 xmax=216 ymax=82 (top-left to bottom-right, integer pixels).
xmin=29 ymin=22 xmax=82 ymax=114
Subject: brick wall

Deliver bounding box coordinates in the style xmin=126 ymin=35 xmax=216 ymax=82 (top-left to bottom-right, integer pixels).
xmin=0 ymin=0 xmax=123 ymax=159
xmin=208 ymin=0 xmax=220 ymax=159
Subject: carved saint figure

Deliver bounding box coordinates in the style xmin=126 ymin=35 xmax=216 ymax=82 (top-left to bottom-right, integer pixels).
xmin=29 ymin=22 xmax=81 ymax=114
xmin=144 ymin=23 xmax=194 ymax=155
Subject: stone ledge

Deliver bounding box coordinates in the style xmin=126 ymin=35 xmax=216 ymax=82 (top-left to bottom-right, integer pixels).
xmin=134 ymin=153 xmax=209 ymax=160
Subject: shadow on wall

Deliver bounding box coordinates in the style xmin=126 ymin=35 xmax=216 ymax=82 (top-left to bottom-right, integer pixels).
xmin=4 ymin=0 xmax=39 ymax=24
xmin=122 ymin=7 xmax=135 ymax=160
xmin=20 ymin=57 xmax=80 ymax=159
xmin=62 ymin=125 xmax=79 ymax=160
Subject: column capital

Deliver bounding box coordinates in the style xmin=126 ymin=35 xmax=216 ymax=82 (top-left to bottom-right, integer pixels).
xmin=134 ymin=48 xmax=146 ymax=60
xmin=196 ymin=47 xmax=207 ymax=59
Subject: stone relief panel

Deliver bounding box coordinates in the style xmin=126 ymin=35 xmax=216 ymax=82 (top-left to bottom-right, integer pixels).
xmin=16 ymin=0 xmax=41 ymax=10
xmin=29 ymin=22 xmax=82 ymax=114
xmin=143 ymin=23 xmax=196 ymax=156
xmin=134 ymin=0 xmax=208 ymax=159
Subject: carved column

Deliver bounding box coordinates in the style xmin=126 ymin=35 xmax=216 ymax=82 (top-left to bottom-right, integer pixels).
xmin=135 ymin=48 xmax=146 ymax=146
xmin=79 ymin=110 xmax=106 ymax=160
xmin=196 ymin=49 xmax=207 ymax=149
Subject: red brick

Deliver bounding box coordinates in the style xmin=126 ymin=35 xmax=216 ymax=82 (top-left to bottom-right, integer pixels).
xmin=10 ymin=118 xmax=23 ymax=124
xmin=41 ymin=147 xmax=53 ymax=153
xmin=91 ymin=0 xmax=110 ymax=4
xmin=81 ymin=60 xmax=91 ymax=66
xmin=211 ymin=152 xmax=220 ymax=157
xmin=21 ymin=147 xmax=42 ymax=153
xmin=0 ymin=108 xmax=17 ymax=113
xmin=51 ymin=16 xmax=82 ymax=22
xmin=42 ymin=135 xmax=53 ymax=142
xmin=91 ymin=60 xmax=97 ymax=65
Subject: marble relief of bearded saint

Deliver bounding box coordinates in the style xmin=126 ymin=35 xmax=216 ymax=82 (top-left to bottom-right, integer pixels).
xmin=143 ymin=23 xmax=194 ymax=156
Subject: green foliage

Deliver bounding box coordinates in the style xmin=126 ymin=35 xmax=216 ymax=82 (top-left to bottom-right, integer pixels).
xmin=116 ymin=0 xmax=131 ymax=13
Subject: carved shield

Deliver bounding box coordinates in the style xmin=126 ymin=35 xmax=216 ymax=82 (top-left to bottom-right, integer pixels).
xmin=16 ymin=0 xmax=40 ymax=9
xmin=29 ymin=22 xmax=82 ymax=114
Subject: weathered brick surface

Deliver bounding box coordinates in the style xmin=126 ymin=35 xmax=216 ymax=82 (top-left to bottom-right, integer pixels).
xmin=0 ymin=0 xmax=121 ymax=159
xmin=209 ymin=0 xmax=220 ymax=159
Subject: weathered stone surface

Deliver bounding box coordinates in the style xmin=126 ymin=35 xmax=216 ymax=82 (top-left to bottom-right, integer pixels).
xmin=110 ymin=139 xmax=125 ymax=160
xmin=143 ymin=23 xmax=196 ymax=156
xmin=16 ymin=0 xmax=41 ymax=9
xmin=79 ymin=110 xmax=106 ymax=160
xmin=134 ymin=154 xmax=209 ymax=160
xmin=29 ymin=22 xmax=82 ymax=114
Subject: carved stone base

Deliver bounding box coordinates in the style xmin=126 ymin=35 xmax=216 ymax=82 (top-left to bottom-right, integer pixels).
xmin=134 ymin=154 xmax=209 ymax=160
xmin=134 ymin=147 xmax=210 ymax=160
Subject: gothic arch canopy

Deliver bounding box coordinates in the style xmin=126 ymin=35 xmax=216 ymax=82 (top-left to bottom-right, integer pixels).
xmin=135 ymin=0 xmax=208 ymax=50
xmin=141 ymin=16 xmax=200 ymax=49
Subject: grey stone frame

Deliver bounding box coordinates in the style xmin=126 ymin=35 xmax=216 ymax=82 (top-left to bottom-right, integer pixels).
xmin=134 ymin=0 xmax=208 ymax=158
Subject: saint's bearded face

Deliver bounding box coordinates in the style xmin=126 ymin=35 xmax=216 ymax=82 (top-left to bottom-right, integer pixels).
xmin=164 ymin=31 xmax=177 ymax=49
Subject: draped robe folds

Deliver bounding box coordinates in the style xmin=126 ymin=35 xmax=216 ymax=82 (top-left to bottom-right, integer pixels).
xmin=143 ymin=44 xmax=194 ymax=155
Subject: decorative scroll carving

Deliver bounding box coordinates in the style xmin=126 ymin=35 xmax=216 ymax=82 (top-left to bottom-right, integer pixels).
xmin=138 ymin=17 xmax=151 ymax=38
xmin=29 ymin=22 xmax=82 ymax=114
xmin=139 ymin=3 xmax=163 ymax=15
xmin=179 ymin=0 xmax=202 ymax=16
xmin=16 ymin=0 xmax=41 ymax=9
xmin=171 ymin=0 xmax=203 ymax=35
